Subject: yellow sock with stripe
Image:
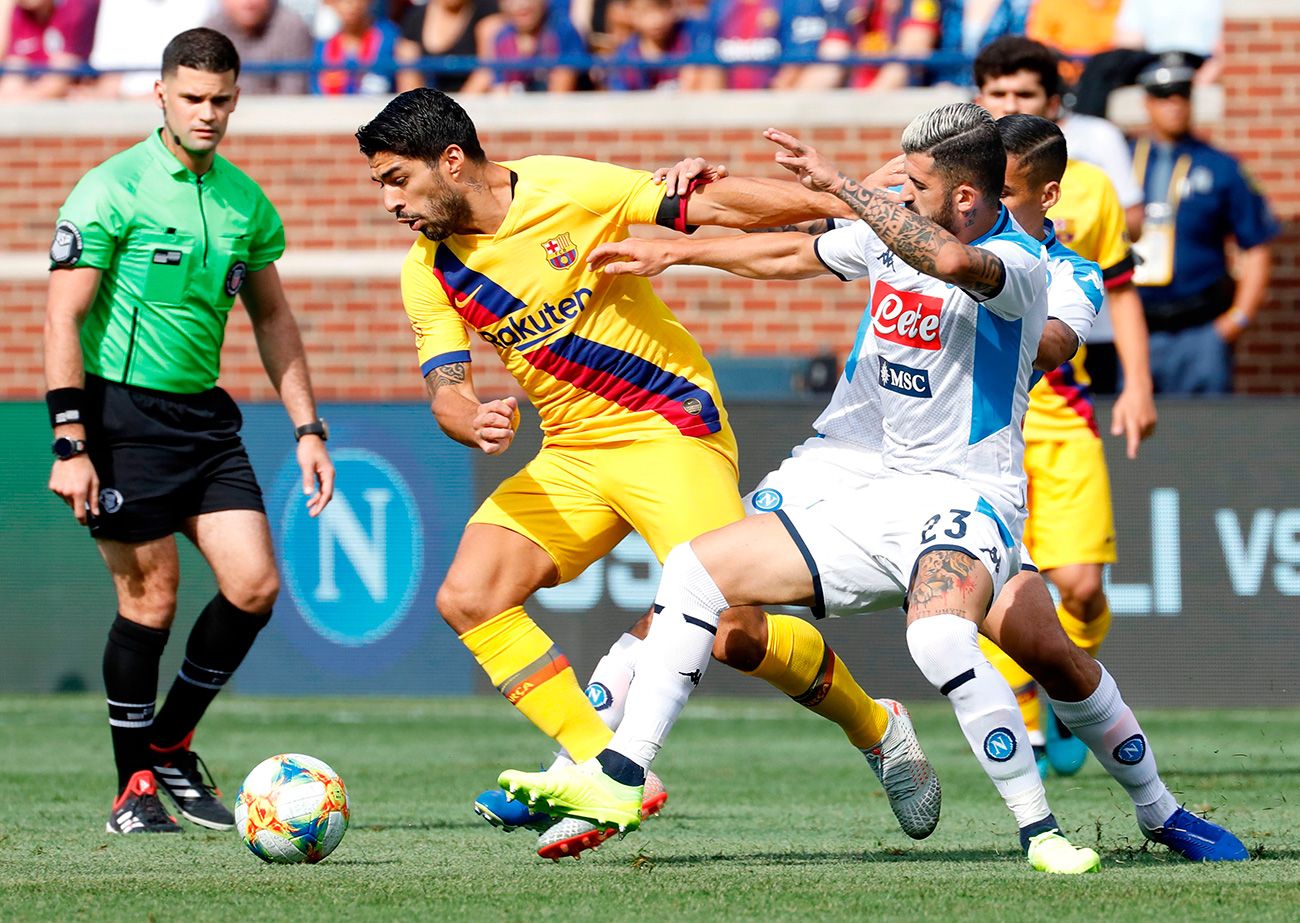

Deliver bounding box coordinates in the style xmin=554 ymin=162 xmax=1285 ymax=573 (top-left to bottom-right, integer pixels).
xmin=459 ymin=606 xmax=612 ymax=762
xmin=978 ymin=634 xmax=1041 ymax=738
xmin=748 ymin=613 xmax=889 ymax=749
xmin=1057 ymin=602 xmax=1112 ymax=658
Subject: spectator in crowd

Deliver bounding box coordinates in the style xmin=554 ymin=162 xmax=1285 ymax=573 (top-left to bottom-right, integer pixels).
xmin=206 ymin=0 xmax=314 ymax=94
xmin=312 ymin=0 xmax=399 ymax=94
xmin=929 ymin=0 xmax=1027 ymax=85
xmin=1025 ymin=0 xmax=1118 ymax=85
xmin=89 ymin=0 xmax=212 ymax=96
xmin=1130 ymin=53 xmax=1279 ymax=395
xmin=694 ymin=0 xmax=840 ymax=91
xmin=461 ymin=0 xmax=583 ymax=93
xmin=1114 ymin=0 xmax=1223 ymax=82
xmin=0 ymin=0 xmax=14 ymax=61
xmin=602 ymin=0 xmax=707 ymax=91
xmin=569 ymin=0 xmax=633 ymax=53
xmin=394 ymin=0 xmax=498 ymax=92
xmin=1 ymin=0 xmax=99 ymax=99
xmin=813 ymin=0 xmax=939 ymax=91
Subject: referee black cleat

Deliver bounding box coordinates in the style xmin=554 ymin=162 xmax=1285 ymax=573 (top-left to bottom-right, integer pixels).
xmin=152 ymin=743 xmax=235 ymax=830
xmin=106 ymin=770 xmax=183 ymax=834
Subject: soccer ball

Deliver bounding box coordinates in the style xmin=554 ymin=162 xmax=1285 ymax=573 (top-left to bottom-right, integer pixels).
xmin=235 ymin=754 xmax=349 ymax=864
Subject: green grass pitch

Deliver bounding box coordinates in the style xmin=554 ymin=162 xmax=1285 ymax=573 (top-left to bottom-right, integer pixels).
xmin=1 ymin=695 xmax=1296 ymax=922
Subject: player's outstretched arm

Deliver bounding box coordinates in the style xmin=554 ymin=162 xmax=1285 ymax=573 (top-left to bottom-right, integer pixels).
xmin=682 ymin=175 xmax=856 ymax=230
xmin=424 ymin=361 xmax=519 ymax=456
xmin=588 ymin=231 xmax=828 ymax=281
xmin=242 ymin=263 xmax=335 ymax=516
xmin=765 ymin=128 xmax=1006 ymax=298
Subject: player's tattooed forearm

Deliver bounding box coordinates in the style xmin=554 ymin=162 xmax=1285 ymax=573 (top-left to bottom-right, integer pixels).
xmin=908 ymin=549 xmax=982 ymax=614
xmin=834 ymin=173 xmax=1005 ymax=296
xmin=425 ymin=362 xmax=467 ymax=397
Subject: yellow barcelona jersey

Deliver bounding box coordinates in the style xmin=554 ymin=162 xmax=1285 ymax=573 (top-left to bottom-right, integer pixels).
xmin=1026 ymin=159 xmax=1136 ymax=442
xmin=401 ymin=155 xmax=736 ymax=461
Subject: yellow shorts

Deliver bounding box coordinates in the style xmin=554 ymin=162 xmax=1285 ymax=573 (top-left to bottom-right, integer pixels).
xmin=1023 ymin=437 xmax=1117 ymax=570
xmin=470 ymin=437 xmax=743 ymax=584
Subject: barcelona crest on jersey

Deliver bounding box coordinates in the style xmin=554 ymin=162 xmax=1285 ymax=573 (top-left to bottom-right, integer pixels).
xmin=542 ymin=233 xmax=578 ymax=269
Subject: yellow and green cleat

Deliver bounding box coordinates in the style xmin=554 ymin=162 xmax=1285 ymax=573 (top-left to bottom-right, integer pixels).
xmin=499 ymin=759 xmax=644 ymax=833
xmin=1026 ymin=830 xmax=1102 ymax=874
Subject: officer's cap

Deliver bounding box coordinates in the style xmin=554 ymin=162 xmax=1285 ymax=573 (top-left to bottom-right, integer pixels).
xmin=1137 ymin=52 xmax=1203 ymax=98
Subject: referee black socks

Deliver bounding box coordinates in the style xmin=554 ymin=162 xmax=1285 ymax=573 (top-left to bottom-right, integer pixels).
xmin=151 ymin=594 xmax=271 ymax=751
xmin=103 ymin=615 xmax=169 ymax=791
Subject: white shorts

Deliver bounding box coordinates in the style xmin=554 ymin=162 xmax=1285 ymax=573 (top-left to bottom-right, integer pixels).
xmin=743 ymin=437 xmax=1018 ymax=618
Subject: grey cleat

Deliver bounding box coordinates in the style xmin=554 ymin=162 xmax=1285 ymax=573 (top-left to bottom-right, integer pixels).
xmin=862 ymin=698 xmax=941 ymax=839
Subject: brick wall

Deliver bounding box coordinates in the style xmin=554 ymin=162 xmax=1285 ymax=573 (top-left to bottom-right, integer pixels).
xmin=2 ymin=7 xmax=1296 ymax=398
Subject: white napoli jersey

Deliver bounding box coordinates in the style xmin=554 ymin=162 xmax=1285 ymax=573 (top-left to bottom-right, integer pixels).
xmin=809 ymin=208 xmax=1048 ymax=536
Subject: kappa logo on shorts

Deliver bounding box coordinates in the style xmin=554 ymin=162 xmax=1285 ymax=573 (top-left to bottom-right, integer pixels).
xmin=585 ymin=682 xmax=612 ymax=711
xmin=983 ymin=727 xmax=1017 ymax=762
xmin=877 ymin=357 xmax=933 ymax=398
xmin=750 ymin=488 xmax=783 ymax=512
xmin=1113 ymin=734 xmax=1147 ymax=765
xmin=50 ymin=220 xmax=83 ymax=266
xmin=224 ymin=261 xmax=247 ymax=297
xmin=871 ymin=280 xmax=943 ymax=350
xmin=98 ymin=488 xmax=124 ymax=514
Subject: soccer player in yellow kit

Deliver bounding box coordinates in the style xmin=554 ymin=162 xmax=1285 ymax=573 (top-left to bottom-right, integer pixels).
xmin=974 ymin=40 xmax=1157 ymax=774
xmin=354 ymin=89 xmax=930 ymax=849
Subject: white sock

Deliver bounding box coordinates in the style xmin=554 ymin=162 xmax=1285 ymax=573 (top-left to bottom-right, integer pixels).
xmin=907 ymin=614 xmax=1051 ymax=830
xmin=605 ymin=544 xmax=727 ymax=769
xmin=549 ymin=633 xmax=643 ymax=770
xmin=1047 ymin=664 xmax=1178 ymax=831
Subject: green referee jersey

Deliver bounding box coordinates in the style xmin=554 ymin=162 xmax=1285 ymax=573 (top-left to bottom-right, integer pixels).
xmin=50 ymin=129 xmax=286 ymax=393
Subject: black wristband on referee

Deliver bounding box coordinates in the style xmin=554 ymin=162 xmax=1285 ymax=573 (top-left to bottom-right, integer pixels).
xmin=46 ymin=387 xmax=86 ymax=428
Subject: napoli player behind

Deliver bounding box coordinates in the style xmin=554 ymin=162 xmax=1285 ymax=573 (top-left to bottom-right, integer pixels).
xmin=502 ymin=104 xmax=1107 ymax=873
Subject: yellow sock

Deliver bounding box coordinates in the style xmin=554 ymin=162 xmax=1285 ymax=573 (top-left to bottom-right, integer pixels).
xmin=748 ymin=613 xmax=889 ymax=749
xmin=459 ymin=606 xmax=612 ymax=762
xmin=978 ymin=634 xmax=1040 ymax=736
xmin=1058 ymin=601 xmax=1112 ymax=658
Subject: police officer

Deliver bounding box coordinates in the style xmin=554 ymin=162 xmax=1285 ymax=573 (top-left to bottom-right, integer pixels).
xmin=1130 ymin=52 xmax=1280 ymax=394
xmin=44 ymin=28 xmax=335 ymax=834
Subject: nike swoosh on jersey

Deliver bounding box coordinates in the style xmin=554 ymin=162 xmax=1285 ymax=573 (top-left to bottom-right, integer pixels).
xmin=453 ymin=284 xmax=485 ymax=312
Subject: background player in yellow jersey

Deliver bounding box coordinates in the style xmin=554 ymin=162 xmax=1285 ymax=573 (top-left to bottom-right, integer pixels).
xmin=354 ymin=89 xmax=939 ymax=854
xmin=974 ymin=39 xmax=1157 ymax=775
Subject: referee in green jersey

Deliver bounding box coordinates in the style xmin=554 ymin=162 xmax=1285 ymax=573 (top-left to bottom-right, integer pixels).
xmin=44 ymin=29 xmax=335 ymax=834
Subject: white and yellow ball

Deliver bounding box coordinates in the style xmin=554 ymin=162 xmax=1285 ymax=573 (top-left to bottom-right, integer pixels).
xmin=235 ymin=754 xmax=349 ymax=864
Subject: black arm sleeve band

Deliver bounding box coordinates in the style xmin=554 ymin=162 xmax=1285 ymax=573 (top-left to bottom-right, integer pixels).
xmin=654 ymin=176 xmax=713 ymax=234
xmin=46 ymin=387 xmax=86 ymax=428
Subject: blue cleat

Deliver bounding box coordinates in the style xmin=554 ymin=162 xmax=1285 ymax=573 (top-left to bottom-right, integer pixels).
xmin=1043 ymin=701 xmax=1088 ymax=776
xmin=473 ymin=788 xmax=553 ymax=832
xmin=1141 ymin=807 xmax=1251 ymax=861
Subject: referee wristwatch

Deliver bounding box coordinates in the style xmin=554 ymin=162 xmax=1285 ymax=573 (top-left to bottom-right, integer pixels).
xmin=294 ymin=419 xmax=329 ymax=442
xmin=52 ymin=436 xmax=86 ymax=460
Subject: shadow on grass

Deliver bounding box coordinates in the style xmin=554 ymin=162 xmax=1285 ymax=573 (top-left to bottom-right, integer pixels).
xmin=1165 ymin=767 xmax=1300 ymax=782
xmin=317 ymin=858 xmax=402 ymax=866
xmin=360 ymin=820 xmax=482 ymax=832
xmin=641 ymin=847 xmax=1009 ymax=866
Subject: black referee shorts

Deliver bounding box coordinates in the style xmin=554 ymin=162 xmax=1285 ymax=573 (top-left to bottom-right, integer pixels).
xmin=84 ymin=374 xmax=265 ymax=543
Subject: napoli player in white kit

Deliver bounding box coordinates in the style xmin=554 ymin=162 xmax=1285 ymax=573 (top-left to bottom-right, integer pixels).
xmin=502 ymin=103 xmax=1105 ymax=873
xmin=504 ymin=111 xmax=1252 ymax=868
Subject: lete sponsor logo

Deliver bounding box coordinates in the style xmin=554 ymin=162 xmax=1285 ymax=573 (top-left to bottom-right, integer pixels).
xmin=871 ymin=279 xmax=942 ymax=350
